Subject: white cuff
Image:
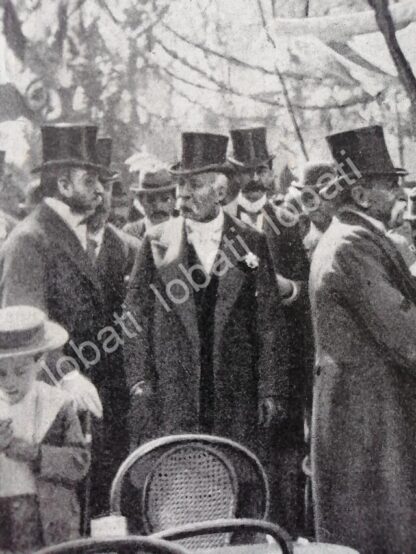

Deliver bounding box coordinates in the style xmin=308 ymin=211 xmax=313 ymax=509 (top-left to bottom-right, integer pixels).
xmin=61 ymin=370 xmax=80 ymax=382
xmin=281 ymin=280 xmax=300 ymax=306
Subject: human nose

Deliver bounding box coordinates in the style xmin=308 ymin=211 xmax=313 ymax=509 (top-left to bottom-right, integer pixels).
xmin=178 ymin=182 xmax=191 ymax=198
xmin=95 ymin=179 xmax=104 ymax=195
xmin=252 ymin=171 xmax=260 ymax=182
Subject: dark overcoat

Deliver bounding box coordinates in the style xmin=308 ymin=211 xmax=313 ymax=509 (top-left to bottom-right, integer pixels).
xmin=309 ymin=209 xmax=416 ymax=554
xmin=125 ymin=213 xmax=290 ymax=451
xmin=0 ymin=201 xmax=113 ymax=516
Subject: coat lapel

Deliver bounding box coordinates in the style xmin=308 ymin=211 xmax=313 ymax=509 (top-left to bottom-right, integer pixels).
xmin=38 ymin=203 xmax=103 ymax=293
xmin=213 ymin=214 xmax=248 ymax=355
xmin=154 ymin=217 xmax=200 ymax=353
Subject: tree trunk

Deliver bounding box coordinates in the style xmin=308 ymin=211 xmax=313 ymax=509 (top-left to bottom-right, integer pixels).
xmin=369 ymin=0 xmax=416 ymax=134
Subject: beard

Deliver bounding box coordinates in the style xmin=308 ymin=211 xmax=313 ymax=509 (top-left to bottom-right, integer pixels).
xmin=243 ymin=181 xmax=266 ymax=195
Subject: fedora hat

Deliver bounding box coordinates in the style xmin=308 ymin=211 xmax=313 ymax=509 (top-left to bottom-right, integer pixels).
xmin=130 ymin=167 xmax=176 ymax=194
xmin=96 ymin=137 xmax=121 ymax=182
xmin=228 ymin=127 xmax=274 ymax=169
xmin=32 ymin=123 xmax=109 ymax=175
xmin=0 ymin=306 xmax=68 ymax=359
xmin=327 ymin=125 xmax=408 ymax=182
xmin=170 ymin=132 xmax=233 ymax=176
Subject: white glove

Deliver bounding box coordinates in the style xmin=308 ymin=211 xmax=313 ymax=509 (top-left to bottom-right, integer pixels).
xmin=61 ymin=371 xmax=103 ymax=419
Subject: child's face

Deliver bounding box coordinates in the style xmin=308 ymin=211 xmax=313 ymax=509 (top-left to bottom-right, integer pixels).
xmin=0 ymin=354 xmax=39 ymax=404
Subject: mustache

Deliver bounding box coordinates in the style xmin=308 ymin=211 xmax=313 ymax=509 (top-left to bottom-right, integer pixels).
xmin=151 ymin=211 xmax=169 ymax=218
xmin=243 ymin=182 xmax=266 ymax=193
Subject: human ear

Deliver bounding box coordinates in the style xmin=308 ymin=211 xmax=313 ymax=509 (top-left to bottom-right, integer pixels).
xmin=56 ymin=172 xmax=73 ymax=199
xmin=351 ymin=185 xmax=370 ymax=209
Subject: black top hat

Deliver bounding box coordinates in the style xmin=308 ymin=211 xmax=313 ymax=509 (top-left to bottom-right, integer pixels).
xmin=170 ymin=133 xmax=233 ymax=176
xmin=228 ymin=127 xmax=274 ymax=169
xmin=96 ymin=137 xmax=120 ymax=182
xmin=32 ymin=123 xmax=109 ymax=175
xmin=327 ymin=125 xmax=408 ymax=180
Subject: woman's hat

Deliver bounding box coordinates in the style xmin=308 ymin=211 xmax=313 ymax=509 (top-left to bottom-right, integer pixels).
xmin=0 ymin=306 xmax=68 ymax=359
xmin=32 ymin=123 xmax=110 ymax=176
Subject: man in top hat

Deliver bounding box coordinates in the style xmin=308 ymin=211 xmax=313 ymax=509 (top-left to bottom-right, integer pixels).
xmin=123 ymin=166 xmax=176 ymax=242
xmin=0 ymin=123 xmax=112 ymax=517
xmin=229 ymin=127 xmax=312 ymax=534
xmin=85 ymin=137 xmax=140 ymax=489
xmin=310 ymin=125 xmax=416 ymax=553
xmin=125 ymin=132 xmax=289 ymax=458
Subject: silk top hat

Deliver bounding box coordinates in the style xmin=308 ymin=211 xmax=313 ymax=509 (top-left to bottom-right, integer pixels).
xmin=170 ymin=132 xmax=233 ymax=176
xmin=96 ymin=137 xmax=120 ymax=182
xmin=228 ymin=127 xmax=274 ymax=169
xmin=130 ymin=167 xmax=175 ymax=194
xmin=326 ymin=125 xmax=408 ymax=181
xmin=32 ymin=123 xmax=109 ymax=175
xmin=0 ymin=306 xmax=68 ymax=359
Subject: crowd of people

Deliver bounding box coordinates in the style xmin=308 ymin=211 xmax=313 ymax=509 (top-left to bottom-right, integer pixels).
xmin=0 ymin=121 xmax=415 ymax=554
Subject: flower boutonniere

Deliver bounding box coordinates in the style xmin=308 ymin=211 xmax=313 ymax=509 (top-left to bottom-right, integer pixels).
xmin=242 ymin=251 xmax=259 ymax=270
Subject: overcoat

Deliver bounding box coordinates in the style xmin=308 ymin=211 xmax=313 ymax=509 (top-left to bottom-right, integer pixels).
xmin=0 ymin=201 xmax=113 ymax=516
xmin=237 ymin=201 xmax=313 ymax=533
xmin=309 ymin=209 xmax=416 ymax=554
xmin=125 ymin=213 xmax=290 ymax=451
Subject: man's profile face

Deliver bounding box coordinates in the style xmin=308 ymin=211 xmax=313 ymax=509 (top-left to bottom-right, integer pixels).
xmin=366 ymin=175 xmax=404 ymax=226
xmin=238 ymin=164 xmax=273 ymax=202
xmin=178 ymin=172 xmax=220 ymax=222
xmin=139 ymin=190 xmax=176 ymax=225
xmin=62 ymin=167 xmax=103 ymax=215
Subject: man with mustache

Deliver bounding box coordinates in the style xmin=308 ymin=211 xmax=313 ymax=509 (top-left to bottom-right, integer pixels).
xmin=124 ymin=132 xmax=289 ymax=467
xmin=123 ymin=167 xmax=176 ymax=242
xmin=229 ymin=127 xmax=312 ymax=535
xmin=0 ymin=124 xmax=112 ymax=519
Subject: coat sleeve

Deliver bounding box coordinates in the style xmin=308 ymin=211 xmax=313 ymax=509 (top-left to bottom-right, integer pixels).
xmin=38 ymin=401 xmax=90 ymax=486
xmin=0 ymin=230 xmax=47 ymax=310
xmin=256 ymin=233 xmax=290 ymax=404
xmin=123 ymin=238 xmax=156 ymax=391
xmin=336 ymin=236 xmax=416 ymax=371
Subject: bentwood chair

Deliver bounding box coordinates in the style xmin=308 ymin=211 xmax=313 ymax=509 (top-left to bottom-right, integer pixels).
xmin=154 ymin=518 xmax=294 ymax=554
xmin=110 ymin=434 xmax=270 ymax=548
xmin=35 ymin=536 xmax=190 ymax=554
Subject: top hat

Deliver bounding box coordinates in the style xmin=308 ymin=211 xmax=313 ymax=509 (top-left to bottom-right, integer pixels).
xmin=0 ymin=306 xmax=68 ymax=359
xmin=32 ymin=123 xmax=109 ymax=175
xmin=170 ymin=133 xmax=233 ymax=176
xmin=96 ymin=137 xmax=120 ymax=182
xmin=131 ymin=167 xmax=176 ymax=194
xmin=327 ymin=125 xmax=408 ymax=181
xmin=228 ymin=127 xmax=274 ymax=169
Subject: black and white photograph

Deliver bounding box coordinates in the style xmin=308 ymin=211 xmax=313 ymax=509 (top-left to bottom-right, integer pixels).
xmin=0 ymin=1 xmax=415 ymax=553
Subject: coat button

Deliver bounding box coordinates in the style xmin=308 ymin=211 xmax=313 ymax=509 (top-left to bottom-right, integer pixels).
xmin=316 ymin=367 xmax=321 ymax=376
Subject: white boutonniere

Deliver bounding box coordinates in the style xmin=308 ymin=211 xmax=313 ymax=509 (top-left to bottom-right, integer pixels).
xmin=243 ymin=252 xmax=259 ymax=269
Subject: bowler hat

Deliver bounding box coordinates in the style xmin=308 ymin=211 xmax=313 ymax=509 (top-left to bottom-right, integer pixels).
xmin=170 ymin=132 xmax=233 ymax=176
xmin=327 ymin=125 xmax=408 ymax=181
xmin=32 ymin=123 xmax=109 ymax=175
xmin=131 ymin=168 xmax=176 ymax=194
xmin=228 ymin=127 xmax=274 ymax=169
xmin=96 ymin=137 xmax=120 ymax=182
xmin=0 ymin=306 xmax=68 ymax=359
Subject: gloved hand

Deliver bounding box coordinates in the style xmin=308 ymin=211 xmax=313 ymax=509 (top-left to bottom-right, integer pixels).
xmin=61 ymin=371 xmax=103 ymax=419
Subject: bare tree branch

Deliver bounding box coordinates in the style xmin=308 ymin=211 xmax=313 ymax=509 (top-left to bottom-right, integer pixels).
xmin=256 ymin=0 xmax=309 ymax=159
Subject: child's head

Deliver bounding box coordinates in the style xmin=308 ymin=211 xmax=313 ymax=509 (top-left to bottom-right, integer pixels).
xmin=0 ymin=353 xmax=42 ymax=404
xmin=0 ymin=306 xmax=68 ymax=404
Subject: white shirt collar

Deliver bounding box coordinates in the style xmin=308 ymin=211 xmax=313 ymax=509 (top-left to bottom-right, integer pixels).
xmin=341 ymin=208 xmax=387 ymax=233
xmin=185 ymin=209 xmax=225 ymax=274
xmin=238 ymin=192 xmax=267 ymax=214
xmin=44 ymin=197 xmax=88 ymax=250
xmin=223 ymin=196 xmax=239 ymax=218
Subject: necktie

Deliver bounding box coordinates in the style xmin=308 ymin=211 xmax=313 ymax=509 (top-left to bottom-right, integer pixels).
xmin=86 ymin=236 xmax=98 ymax=263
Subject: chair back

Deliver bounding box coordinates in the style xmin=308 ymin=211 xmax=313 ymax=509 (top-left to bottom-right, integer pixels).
xmin=34 ymin=535 xmax=189 ymax=553
xmin=110 ymin=435 xmax=269 ymax=547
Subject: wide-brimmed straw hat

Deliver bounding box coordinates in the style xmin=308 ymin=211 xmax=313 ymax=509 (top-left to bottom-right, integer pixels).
xmin=0 ymin=306 xmax=68 ymax=359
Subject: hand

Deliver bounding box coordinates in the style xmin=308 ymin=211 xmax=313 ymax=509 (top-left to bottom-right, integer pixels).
xmin=61 ymin=372 xmax=103 ymax=419
xmin=258 ymin=398 xmax=286 ymax=427
xmin=0 ymin=419 xmax=13 ymax=452
xmin=130 ymin=381 xmax=152 ymax=398
xmin=275 ymin=273 xmax=294 ymax=300
xmin=5 ymin=437 xmax=39 ymax=463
